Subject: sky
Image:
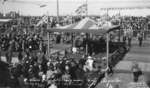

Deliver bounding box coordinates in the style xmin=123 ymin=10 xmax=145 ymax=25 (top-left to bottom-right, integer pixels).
xmin=0 ymin=0 xmax=150 ymax=16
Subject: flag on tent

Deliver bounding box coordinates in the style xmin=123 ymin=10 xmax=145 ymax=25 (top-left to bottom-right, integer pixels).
xmin=36 ymin=15 xmax=48 ymax=26
xmin=75 ymin=4 xmax=87 ymax=15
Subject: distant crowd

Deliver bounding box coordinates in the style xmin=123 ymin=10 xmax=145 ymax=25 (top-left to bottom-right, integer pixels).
xmin=120 ymin=16 xmax=149 ymax=31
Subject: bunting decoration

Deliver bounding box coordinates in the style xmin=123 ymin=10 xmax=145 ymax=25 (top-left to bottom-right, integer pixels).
xmin=75 ymin=4 xmax=87 ymax=15
xmin=36 ymin=15 xmax=48 ymax=26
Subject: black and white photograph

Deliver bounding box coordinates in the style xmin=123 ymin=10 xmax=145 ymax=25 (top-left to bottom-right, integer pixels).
xmin=0 ymin=0 xmax=150 ymax=88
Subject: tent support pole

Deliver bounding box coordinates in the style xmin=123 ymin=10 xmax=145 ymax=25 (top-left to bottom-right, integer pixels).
xmin=86 ymin=33 xmax=89 ymax=56
xmin=71 ymin=33 xmax=74 ymax=47
xmin=86 ymin=44 xmax=88 ymax=56
xmin=105 ymin=33 xmax=109 ymax=78
xmin=47 ymin=32 xmax=50 ymax=58
xmin=119 ymin=28 xmax=121 ymax=42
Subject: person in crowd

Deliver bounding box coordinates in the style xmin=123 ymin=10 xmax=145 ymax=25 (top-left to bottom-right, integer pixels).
xmin=18 ymin=52 xmax=23 ymax=62
xmin=137 ymin=32 xmax=143 ymax=47
xmin=69 ymin=61 xmax=77 ymax=79
xmin=18 ymin=75 xmax=26 ymax=88
xmin=46 ymin=64 xmax=56 ymax=80
xmin=127 ymin=36 xmax=132 ymax=47
xmin=108 ymin=63 xmax=114 ymax=76
xmin=84 ymin=56 xmax=94 ymax=72
xmin=123 ymin=35 xmax=127 ymax=44
xmin=48 ymin=80 xmax=57 ymax=88
xmin=32 ymin=62 xmax=39 ymax=78
xmin=61 ymin=71 xmax=71 ymax=81
xmin=145 ymin=73 xmax=150 ymax=87
xmin=131 ymin=61 xmax=142 ymax=82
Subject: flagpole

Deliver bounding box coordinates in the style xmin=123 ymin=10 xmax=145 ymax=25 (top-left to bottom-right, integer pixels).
xmin=119 ymin=9 xmax=121 ymax=42
xmin=86 ymin=0 xmax=88 ymax=16
xmin=57 ymin=0 xmax=59 ymax=24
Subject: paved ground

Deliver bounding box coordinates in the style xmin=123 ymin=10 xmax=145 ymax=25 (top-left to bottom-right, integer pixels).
xmin=115 ymin=39 xmax=150 ymax=73
xmin=97 ymin=38 xmax=150 ymax=88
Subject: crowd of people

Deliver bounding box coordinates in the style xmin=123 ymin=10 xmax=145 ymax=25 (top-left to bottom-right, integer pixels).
xmin=8 ymin=52 xmax=105 ymax=88
xmin=0 ymin=25 xmax=106 ymax=88
xmin=120 ymin=16 xmax=149 ymax=31
xmin=0 ymin=34 xmax=106 ymax=88
xmin=0 ymin=32 xmax=127 ymax=88
xmin=0 ymin=29 xmax=122 ymax=88
xmin=0 ymin=12 xmax=149 ymax=88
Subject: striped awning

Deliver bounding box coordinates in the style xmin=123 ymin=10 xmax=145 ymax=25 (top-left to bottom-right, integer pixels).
xmin=58 ymin=17 xmax=99 ymax=29
xmin=47 ymin=17 xmax=120 ymax=34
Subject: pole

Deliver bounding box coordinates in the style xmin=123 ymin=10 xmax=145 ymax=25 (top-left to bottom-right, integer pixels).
xmin=46 ymin=11 xmax=49 ymax=29
xmin=105 ymin=8 xmax=110 ymax=78
xmin=47 ymin=32 xmax=50 ymax=57
xmin=86 ymin=0 xmax=88 ymax=16
xmin=57 ymin=0 xmax=59 ymax=24
xmin=119 ymin=10 xmax=121 ymax=42
xmin=105 ymin=33 xmax=109 ymax=78
xmin=106 ymin=8 xmax=109 ymax=21
xmin=86 ymin=33 xmax=88 ymax=56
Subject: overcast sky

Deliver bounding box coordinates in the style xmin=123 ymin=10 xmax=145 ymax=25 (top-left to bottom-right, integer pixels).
xmin=0 ymin=0 xmax=150 ymax=16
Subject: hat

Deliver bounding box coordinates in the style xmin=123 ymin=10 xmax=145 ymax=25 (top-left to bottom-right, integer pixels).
xmin=102 ymin=57 xmax=107 ymax=60
xmin=87 ymin=56 xmax=92 ymax=59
